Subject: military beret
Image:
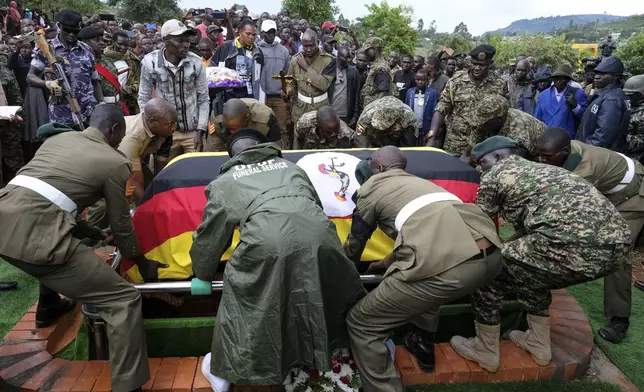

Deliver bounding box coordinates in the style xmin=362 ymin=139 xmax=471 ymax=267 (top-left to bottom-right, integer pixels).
xmin=594 ymin=56 xmax=625 ymax=74
xmin=469 ymin=44 xmax=496 ymax=62
xmin=363 ymin=37 xmax=384 ymax=50
xmin=227 ymin=128 xmax=269 ymax=157
xmin=471 ymin=136 xmax=519 ymax=160
xmin=472 ymin=94 xmax=510 ymax=127
xmin=78 ymin=26 xmax=104 ymax=40
xmin=55 ymin=9 xmax=83 ymax=30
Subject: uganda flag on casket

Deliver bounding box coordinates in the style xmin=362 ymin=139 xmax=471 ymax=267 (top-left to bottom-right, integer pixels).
xmin=123 ymin=148 xmax=481 ymax=282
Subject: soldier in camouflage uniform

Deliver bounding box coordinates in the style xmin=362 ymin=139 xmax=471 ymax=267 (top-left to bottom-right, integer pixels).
xmin=470 ymin=94 xmax=546 ymax=159
xmin=360 ymin=37 xmax=395 ymax=109
xmin=426 ymin=45 xmax=509 ymax=156
xmin=355 ymin=96 xmax=418 ymax=148
xmin=0 ymin=44 xmax=25 ymax=186
xmin=294 ymin=107 xmax=355 ymax=149
xmin=286 ymin=29 xmax=336 ymax=126
xmin=450 ymin=136 xmax=630 ymax=373
xmin=27 ymin=9 xmax=102 ymax=130
xmin=624 ymin=75 xmax=644 ymax=163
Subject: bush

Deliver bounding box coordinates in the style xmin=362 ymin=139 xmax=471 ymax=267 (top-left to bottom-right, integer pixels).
xmin=616 ymin=33 xmax=644 ymax=75
xmin=487 ymin=34 xmax=579 ymax=69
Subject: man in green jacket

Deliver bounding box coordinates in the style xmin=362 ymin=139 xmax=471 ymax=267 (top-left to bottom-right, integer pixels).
xmin=190 ymin=130 xmax=365 ymax=387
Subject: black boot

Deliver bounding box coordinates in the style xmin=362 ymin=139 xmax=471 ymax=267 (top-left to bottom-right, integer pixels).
xmin=598 ymin=317 xmax=629 ymax=344
xmin=0 ymin=281 xmax=17 ymax=291
xmin=635 ymin=280 xmax=644 ymax=292
xmin=403 ymin=328 xmax=436 ymax=372
xmin=35 ymin=283 xmax=77 ymax=328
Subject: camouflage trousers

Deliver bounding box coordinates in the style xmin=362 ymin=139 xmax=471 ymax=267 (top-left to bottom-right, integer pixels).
xmin=0 ymin=121 xmax=25 ymax=186
xmin=471 ymin=233 xmax=628 ymax=325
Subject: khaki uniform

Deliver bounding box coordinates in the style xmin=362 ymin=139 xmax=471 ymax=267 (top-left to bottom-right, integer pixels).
xmin=347 ymin=169 xmax=503 ymax=392
xmin=205 ymin=98 xmax=277 ymax=152
xmin=87 ymin=113 xmax=166 ymax=227
xmin=565 ymin=140 xmax=644 ymax=319
xmin=293 ymin=111 xmax=355 ymax=149
xmin=0 ymin=128 xmax=149 ymax=392
xmin=287 ymin=52 xmax=336 ymax=125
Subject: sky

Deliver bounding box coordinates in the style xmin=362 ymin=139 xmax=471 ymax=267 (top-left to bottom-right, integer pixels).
xmin=180 ymin=0 xmax=644 ymax=34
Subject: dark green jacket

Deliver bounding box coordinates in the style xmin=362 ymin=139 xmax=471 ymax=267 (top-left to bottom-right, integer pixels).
xmin=190 ymin=143 xmax=365 ymax=385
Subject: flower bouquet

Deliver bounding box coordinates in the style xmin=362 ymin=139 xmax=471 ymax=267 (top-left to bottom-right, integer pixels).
xmin=206 ymin=67 xmax=245 ymax=89
xmin=284 ymin=348 xmax=361 ymax=392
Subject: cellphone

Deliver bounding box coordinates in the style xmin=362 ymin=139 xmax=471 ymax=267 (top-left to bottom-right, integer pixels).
xmin=99 ymin=13 xmax=115 ymax=21
xmin=337 ymin=25 xmax=348 ymax=32
xmin=212 ymin=11 xmax=226 ymax=19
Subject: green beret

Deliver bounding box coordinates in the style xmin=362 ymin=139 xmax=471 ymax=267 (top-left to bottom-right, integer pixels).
xmin=363 ymin=37 xmax=384 ymax=50
xmin=471 ymin=136 xmax=519 ymax=160
xmin=473 ymin=95 xmax=510 ymax=127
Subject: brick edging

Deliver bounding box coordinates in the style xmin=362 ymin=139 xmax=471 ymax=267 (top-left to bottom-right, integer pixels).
xmin=0 ymin=286 xmax=593 ymax=390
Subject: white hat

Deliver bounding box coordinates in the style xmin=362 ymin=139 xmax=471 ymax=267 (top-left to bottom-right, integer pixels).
xmin=261 ymin=19 xmax=277 ymax=33
xmin=161 ymin=19 xmax=196 ymax=38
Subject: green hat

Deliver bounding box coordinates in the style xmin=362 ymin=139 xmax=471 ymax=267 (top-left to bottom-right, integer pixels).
xmin=363 ymin=37 xmax=384 ymax=50
xmin=552 ymin=63 xmax=574 ymax=79
xmin=473 ymin=95 xmax=510 ymax=127
xmin=471 ymin=136 xmax=519 ymax=160
xmin=623 ymin=75 xmax=644 ymax=95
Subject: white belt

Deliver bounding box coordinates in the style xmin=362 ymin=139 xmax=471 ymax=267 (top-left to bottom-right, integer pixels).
xmin=394 ymin=192 xmax=462 ymax=232
xmin=297 ymin=92 xmax=328 ymax=105
xmin=103 ymin=96 xmax=120 ymax=104
xmin=606 ymin=153 xmax=635 ymax=195
xmin=8 ymin=175 xmax=77 ymax=214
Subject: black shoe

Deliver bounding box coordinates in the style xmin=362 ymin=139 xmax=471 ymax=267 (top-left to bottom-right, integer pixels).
xmin=635 ymin=280 xmax=644 ymax=292
xmin=0 ymin=281 xmax=17 ymax=291
xmin=35 ymin=298 xmax=77 ymax=328
xmin=403 ymin=329 xmax=435 ymax=372
xmin=598 ymin=317 xmax=629 ymax=344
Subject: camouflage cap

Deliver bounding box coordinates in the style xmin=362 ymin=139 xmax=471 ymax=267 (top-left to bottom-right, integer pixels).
xmin=370 ymin=96 xmax=403 ymax=130
xmin=472 ymin=94 xmax=510 ymax=127
xmin=363 ymin=36 xmax=384 ymax=50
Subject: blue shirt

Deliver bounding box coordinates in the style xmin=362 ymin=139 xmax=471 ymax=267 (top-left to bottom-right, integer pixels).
xmin=32 ymin=36 xmax=98 ymax=127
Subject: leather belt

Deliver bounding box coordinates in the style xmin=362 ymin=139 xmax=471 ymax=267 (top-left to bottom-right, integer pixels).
xmin=8 ymin=175 xmax=77 ymax=214
xmin=297 ymin=91 xmax=328 ymax=105
xmin=467 ymin=244 xmax=498 ymax=261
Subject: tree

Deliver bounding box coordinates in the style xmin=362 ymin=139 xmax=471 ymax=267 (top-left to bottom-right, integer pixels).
xmin=25 ymin=0 xmax=103 ymax=21
xmin=358 ymin=1 xmax=418 ymax=54
xmin=281 ymin=0 xmax=338 ymax=26
xmin=108 ymin=0 xmax=181 ymax=23
xmin=429 ymin=32 xmax=473 ymax=54
xmin=417 ymin=18 xmax=424 ymax=32
xmin=487 ymin=34 xmax=578 ymax=70
xmin=616 ymin=33 xmax=644 ymax=75
xmin=453 ymin=22 xmax=471 ymax=39
xmin=337 ymin=13 xmax=350 ymax=28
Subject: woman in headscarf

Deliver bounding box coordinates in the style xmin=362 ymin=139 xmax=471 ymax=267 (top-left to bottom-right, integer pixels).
xmin=3 ymin=1 xmax=22 ymax=36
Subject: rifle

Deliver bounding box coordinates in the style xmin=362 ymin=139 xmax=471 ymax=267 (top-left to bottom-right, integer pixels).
xmin=33 ymin=31 xmax=85 ymax=130
xmin=271 ymin=71 xmax=294 ymax=102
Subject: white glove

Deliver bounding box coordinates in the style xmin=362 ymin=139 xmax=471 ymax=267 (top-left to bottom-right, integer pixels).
xmin=201 ymin=352 xmax=230 ymax=392
xmin=45 ymin=80 xmax=63 ymax=97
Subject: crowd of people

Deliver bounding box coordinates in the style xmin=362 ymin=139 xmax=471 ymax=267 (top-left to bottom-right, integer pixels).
xmin=1 ymin=3 xmax=644 ymax=392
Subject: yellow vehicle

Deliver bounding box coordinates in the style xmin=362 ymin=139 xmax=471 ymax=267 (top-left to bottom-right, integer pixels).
xmin=572 ymin=43 xmax=598 ymax=57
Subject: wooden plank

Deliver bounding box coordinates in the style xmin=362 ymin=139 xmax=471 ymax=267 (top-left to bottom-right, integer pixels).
xmin=0 ymin=351 xmax=52 ymax=380
xmin=70 ymin=361 xmax=105 ymax=392
xmin=171 ymin=357 xmax=198 ymax=392
xmin=51 ymin=361 xmax=87 ymax=392
xmin=21 ymin=358 xmax=68 ymax=391
xmin=150 ymin=357 xmax=180 ymax=392
xmin=142 ymin=358 xmax=162 ymax=391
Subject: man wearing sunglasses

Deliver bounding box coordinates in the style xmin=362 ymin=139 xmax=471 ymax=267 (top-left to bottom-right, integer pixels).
xmin=27 ymin=9 xmax=103 ymax=130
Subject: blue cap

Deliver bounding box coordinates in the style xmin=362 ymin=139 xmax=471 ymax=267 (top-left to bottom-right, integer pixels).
xmin=594 ymin=56 xmax=624 ymax=74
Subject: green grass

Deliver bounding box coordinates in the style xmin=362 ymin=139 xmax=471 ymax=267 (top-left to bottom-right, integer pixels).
xmin=408 ymin=380 xmax=621 ymax=392
xmin=569 ymin=279 xmax=644 ymax=389
xmin=0 ymin=262 xmax=40 ymax=338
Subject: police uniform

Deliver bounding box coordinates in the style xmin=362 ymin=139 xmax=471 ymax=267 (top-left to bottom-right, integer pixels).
xmin=360 ymin=37 xmax=395 ymax=109
xmin=435 ymin=45 xmax=509 ymax=155
xmin=0 ymin=128 xmax=150 ymax=392
xmin=562 ymin=141 xmax=644 ymax=327
xmin=576 ymin=56 xmax=631 ymax=152
xmin=287 ymin=49 xmax=336 ymax=125
xmin=31 ymin=10 xmax=99 ymax=129
xmin=355 ymin=96 xmax=418 ymax=147
xmin=347 ymin=169 xmax=502 ymax=392
xmin=0 ymin=53 xmax=24 ymax=185
xmin=205 ymin=98 xmax=281 ymax=152
xmin=294 ymin=111 xmax=355 ymax=149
